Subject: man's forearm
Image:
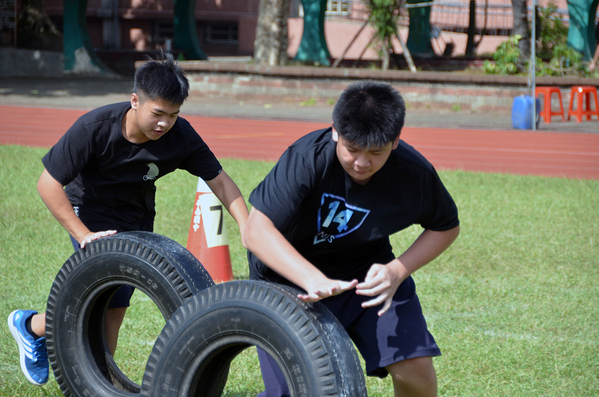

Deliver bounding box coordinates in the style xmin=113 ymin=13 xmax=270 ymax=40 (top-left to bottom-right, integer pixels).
xmin=244 ymin=208 xmax=326 ymax=289
xmin=37 ymin=169 xmax=92 ymax=243
xmin=397 ymin=226 xmax=460 ymax=275
xmin=207 ymin=171 xmax=249 ymax=231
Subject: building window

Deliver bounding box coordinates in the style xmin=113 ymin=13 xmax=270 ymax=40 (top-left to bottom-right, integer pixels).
xmin=205 ymin=22 xmax=238 ymax=45
xmin=326 ymin=0 xmax=350 ymax=16
xmin=298 ymin=0 xmax=350 ymax=18
xmin=151 ymin=21 xmax=174 ymax=47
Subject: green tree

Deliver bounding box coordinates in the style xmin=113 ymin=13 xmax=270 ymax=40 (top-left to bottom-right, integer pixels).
xmin=536 ymin=0 xmax=569 ymax=59
xmin=483 ymin=35 xmax=523 ymax=74
xmin=484 ymin=35 xmax=587 ymax=76
xmin=366 ymin=0 xmax=403 ymax=70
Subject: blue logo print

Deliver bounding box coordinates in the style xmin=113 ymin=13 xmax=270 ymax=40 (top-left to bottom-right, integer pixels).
xmin=314 ymin=193 xmax=370 ymax=244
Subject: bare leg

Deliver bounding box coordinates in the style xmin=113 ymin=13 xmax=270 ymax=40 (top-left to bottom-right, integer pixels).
xmin=31 ymin=309 xmax=127 ymax=355
xmin=30 ymin=313 xmax=46 ymax=337
xmin=386 ymin=356 xmax=438 ymax=397
xmin=105 ymin=307 xmax=127 ymax=355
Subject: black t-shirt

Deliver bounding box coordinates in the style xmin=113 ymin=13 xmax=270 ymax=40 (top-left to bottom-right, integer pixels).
xmin=248 ymin=127 xmax=459 ymax=284
xmin=42 ymin=102 xmax=222 ymax=232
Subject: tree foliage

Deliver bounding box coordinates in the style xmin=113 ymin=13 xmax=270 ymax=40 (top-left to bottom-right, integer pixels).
xmin=483 ymin=35 xmax=522 ymax=74
xmin=484 ymin=2 xmax=588 ymax=76
xmin=484 ymin=36 xmax=589 ymax=76
xmin=536 ymin=1 xmax=569 ymax=59
xmin=366 ymin=0 xmax=403 ymax=70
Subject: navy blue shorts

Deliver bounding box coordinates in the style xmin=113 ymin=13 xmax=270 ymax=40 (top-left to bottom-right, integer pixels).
xmin=70 ymin=235 xmax=134 ymax=308
xmin=321 ymin=275 xmax=440 ymax=377
xmin=256 ymin=275 xmax=440 ymax=397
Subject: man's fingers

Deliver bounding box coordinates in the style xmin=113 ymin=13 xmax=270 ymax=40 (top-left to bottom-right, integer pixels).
xmin=297 ymin=280 xmax=358 ymax=303
xmin=361 ymin=295 xmax=384 ymax=309
xmin=341 ymin=279 xmax=359 ymax=291
xmin=326 ymin=280 xmax=357 ymax=297
xmin=81 ymin=230 xmax=117 ymax=248
xmin=363 ymin=265 xmax=381 ymax=282
xmin=297 ymin=294 xmax=319 ymax=302
xmin=355 ymin=281 xmax=385 ymax=297
xmin=99 ymin=230 xmax=117 ymax=238
xmin=361 ymin=295 xmax=393 ymax=316
xmin=377 ymin=300 xmax=393 ymax=317
xmin=357 ymin=269 xmax=385 ymax=291
xmin=297 ymin=291 xmax=326 ymax=303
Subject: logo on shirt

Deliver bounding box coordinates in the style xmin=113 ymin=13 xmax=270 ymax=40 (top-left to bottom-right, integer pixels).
xmin=144 ymin=163 xmax=159 ymax=181
xmin=314 ymin=193 xmax=370 ymax=245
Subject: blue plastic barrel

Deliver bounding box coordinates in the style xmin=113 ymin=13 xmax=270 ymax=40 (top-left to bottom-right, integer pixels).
xmin=512 ymin=95 xmax=540 ymax=129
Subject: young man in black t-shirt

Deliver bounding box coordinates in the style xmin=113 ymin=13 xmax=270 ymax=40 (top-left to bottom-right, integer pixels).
xmin=244 ymin=81 xmax=460 ymax=397
xmin=8 ymin=52 xmax=248 ymax=386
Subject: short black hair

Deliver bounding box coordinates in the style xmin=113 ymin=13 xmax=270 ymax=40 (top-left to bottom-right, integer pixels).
xmin=332 ymin=81 xmax=406 ymax=148
xmin=133 ymin=51 xmax=189 ymax=106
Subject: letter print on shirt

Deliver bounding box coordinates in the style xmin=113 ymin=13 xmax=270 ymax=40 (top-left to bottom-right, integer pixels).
xmin=314 ymin=193 xmax=370 ymax=245
xmin=144 ymin=163 xmax=159 ymax=181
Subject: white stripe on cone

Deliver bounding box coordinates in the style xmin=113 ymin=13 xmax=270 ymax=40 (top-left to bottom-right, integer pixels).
xmin=187 ymin=178 xmax=233 ymax=283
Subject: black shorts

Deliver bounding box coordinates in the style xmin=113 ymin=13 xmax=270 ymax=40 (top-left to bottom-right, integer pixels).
xmin=321 ymin=276 xmax=440 ymax=377
xmin=254 ymin=275 xmax=441 ymax=396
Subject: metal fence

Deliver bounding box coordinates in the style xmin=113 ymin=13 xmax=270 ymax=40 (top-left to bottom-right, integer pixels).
xmin=320 ymin=0 xmax=575 ymax=37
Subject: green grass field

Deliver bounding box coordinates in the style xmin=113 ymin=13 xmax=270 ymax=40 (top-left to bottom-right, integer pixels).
xmin=1 ymin=144 xmax=598 ymax=396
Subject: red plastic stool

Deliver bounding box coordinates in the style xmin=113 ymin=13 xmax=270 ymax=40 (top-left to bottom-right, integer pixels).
xmin=567 ymin=86 xmax=599 ymax=123
xmin=535 ymin=87 xmax=565 ymax=123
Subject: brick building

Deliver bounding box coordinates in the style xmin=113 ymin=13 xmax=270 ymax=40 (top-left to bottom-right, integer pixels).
xmin=8 ymin=0 xmax=582 ymax=74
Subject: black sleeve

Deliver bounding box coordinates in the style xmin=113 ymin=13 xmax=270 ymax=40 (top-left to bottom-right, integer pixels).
xmin=418 ymin=167 xmax=459 ymax=231
xmin=41 ymin=116 xmax=95 ymax=186
xmin=175 ymin=117 xmax=222 ymax=181
xmin=249 ymin=146 xmax=316 ymax=231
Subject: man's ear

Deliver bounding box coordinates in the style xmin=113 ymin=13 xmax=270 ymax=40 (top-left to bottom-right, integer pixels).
xmin=392 ymin=134 xmax=401 ymax=150
xmin=331 ymin=127 xmax=339 ymax=142
xmin=130 ymin=93 xmax=139 ymax=110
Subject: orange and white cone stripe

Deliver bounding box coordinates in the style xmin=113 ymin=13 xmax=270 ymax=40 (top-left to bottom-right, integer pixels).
xmin=186 ymin=178 xmax=233 ymax=283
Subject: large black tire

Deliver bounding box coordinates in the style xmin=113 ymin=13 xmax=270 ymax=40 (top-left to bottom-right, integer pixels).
xmin=46 ymin=231 xmax=218 ymax=397
xmin=140 ymin=280 xmax=367 ymax=397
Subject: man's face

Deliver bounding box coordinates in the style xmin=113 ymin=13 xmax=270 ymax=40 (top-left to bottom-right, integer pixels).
xmin=332 ymin=129 xmax=399 ymax=185
xmin=130 ymin=93 xmax=181 ymax=142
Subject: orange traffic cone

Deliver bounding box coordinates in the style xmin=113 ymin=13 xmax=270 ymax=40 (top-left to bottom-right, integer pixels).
xmin=186 ymin=178 xmax=233 ymax=283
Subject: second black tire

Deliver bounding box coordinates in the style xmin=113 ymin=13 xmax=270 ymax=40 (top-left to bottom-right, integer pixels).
xmin=45 ymin=231 xmax=217 ymax=397
xmin=141 ymin=280 xmax=367 ymax=397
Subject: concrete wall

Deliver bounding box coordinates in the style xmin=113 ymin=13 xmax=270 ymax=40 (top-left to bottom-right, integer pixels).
xmin=180 ymin=62 xmax=525 ymax=112
xmin=0 ymin=48 xmax=63 ymax=78
xmin=186 ymin=71 xmax=525 ymax=112
xmin=176 ymin=61 xmax=599 ymax=113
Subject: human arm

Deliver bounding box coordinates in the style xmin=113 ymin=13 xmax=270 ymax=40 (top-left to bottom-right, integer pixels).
xmin=356 ymin=225 xmax=460 ymax=316
xmin=243 ymin=207 xmax=358 ymax=302
xmin=205 ymin=170 xmax=249 ymax=242
xmin=37 ymin=169 xmax=116 ymax=247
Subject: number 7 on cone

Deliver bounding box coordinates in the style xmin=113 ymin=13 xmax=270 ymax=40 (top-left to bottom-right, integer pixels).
xmin=186 ymin=178 xmax=233 ymax=283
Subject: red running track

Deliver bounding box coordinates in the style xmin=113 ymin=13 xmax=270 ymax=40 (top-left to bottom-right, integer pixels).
xmin=2 ymin=105 xmax=598 ymax=180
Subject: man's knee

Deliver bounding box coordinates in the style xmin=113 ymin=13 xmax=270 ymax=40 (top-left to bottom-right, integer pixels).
xmin=386 ymin=356 xmax=437 ymax=397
